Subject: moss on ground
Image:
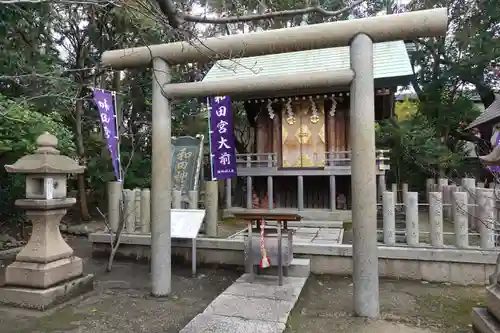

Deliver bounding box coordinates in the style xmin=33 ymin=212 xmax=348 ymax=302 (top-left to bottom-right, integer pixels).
xmin=286 ymin=275 xmax=486 ymax=333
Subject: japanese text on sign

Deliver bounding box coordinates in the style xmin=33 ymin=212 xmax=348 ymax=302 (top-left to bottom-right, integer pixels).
xmin=92 ymin=88 xmax=121 ymax=182
xmin=208 ymin=96 xmax=237 ymax=180
xmin=173 ymin=148 xmax=192 ymax=191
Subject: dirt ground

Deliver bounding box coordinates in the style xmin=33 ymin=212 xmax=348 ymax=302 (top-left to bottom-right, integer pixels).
xmin=0 ymin=235 xmax=486 ymax=333
xmin=286 ymin=275 xmax=485 ymax=333
xmin=0 ymin=237 xmax=240 ymax=333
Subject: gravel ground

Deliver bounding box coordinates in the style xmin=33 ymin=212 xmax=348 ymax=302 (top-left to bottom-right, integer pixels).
xmin=285 ymin=275 xmax=486 ymax=333
xmin=0 ymin=237 xmax=240 ymax=333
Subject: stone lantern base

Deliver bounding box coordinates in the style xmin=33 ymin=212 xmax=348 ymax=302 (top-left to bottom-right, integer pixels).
xmin=0 ymin=274 xmax=94 ymax=311
xmin=0 ymin=207 xmax=94 ymax=311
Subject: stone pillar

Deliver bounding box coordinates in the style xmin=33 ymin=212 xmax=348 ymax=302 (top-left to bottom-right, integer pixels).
xmin=449 ymin=184 xmax=458 ymax=222
xmin=477 ymin=188 xmax=495 ymax=249
xmin=330 ymin=175 xmax=336 ymax=211
xmin=0 ymin=132 xmax=93 ymax=310
xmin=225 ymin=178 xmax=232 ymax=209
xmin=391 ymin=183 xmax=398 ymax=204
xmin=172 ymin=190 xmax=182 ymax=208
xmin=205 ymin=180 xmax=218 ymax=237
xmin=438 ymin=178 xmax=448 ymax=192
xmin=405 ymin=192 xmax=419 ymax=246
xmin=442 ymin=185 xmax=452 ymax=218
xmin=401 ymin=183 xmax=408 ymax=205
xmin=140 ymin=189 xmax=151 ymax=233
xmin=297 ymin=175 xmax=304 ymax=210
xmin=426 ymin=178 xmax=435 ymax=202
xmin=124 ymin=189 xmax=135 ymax=232
xmin=107 ymin=181 xmax=121 ymax=232
xmin=151 ymin=57 xmax=172 ymax=296
xmin=134 ymin=188 xmax=141 ymax=228
xmin=350 ymin=33 xmax=379 ymax=318
xmin=461 ymin=177 xmax=476 ymax=230
xmin=382 ymin=191 xmax=396 ymax=246
xmin=453 ymin=191 xmax=469 ymax=248
xmin=188 ymin=190 xmax=199 ymax=209
xmin=429 ymin=192 xmax=443 ymax=248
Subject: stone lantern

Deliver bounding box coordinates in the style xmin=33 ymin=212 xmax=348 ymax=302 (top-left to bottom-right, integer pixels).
xmin=0 ymin=132 xmax=94 ymax=310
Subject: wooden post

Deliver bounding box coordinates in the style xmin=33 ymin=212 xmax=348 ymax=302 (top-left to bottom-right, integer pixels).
xmin=140 ymin=189 xmax=151 ymax=233
xmin=124 ymin=189 xmax=135 ymax=233
xmin=246 ymin=155 xmax=252 ymax=209
xmin=246 ymin=176 xmax=252 ymax=209
xmin=382 ymin=191 xmax=396 ymax=246
xmin=267 ymin=153 xmax=273 ymax=209
xmin=330 ymin=175 xmax=336 ymax=211
xmin=429 ymin=192 xmax=443 ymax=248
xmin=453 ymin=191 xmax=469 ymax=248
xmin=297 ymin=175 xmax=304 ymax=210
xmin=405 ymin=192 xmax=419 ymax=246
xmin=477 ymin=188 xmax=495 ymax=249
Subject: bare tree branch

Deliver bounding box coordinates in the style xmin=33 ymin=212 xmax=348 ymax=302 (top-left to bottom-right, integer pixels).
xmin=155 ymin=0 xmax=367 ymax=28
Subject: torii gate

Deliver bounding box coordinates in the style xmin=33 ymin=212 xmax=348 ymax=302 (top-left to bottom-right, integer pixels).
xmin=101 ymin=8 xmax=448 ymax=318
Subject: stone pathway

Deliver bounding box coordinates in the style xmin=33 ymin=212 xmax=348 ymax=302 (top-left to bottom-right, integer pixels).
xmin=229 ymin=227 xmax=344 ymax=245
xmin=180 ymin=274 xmax=308 ymax=333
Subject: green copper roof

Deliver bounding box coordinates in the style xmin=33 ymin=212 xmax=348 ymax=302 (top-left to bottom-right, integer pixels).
xmin=203 ymin=40 xmax=413 ymax=85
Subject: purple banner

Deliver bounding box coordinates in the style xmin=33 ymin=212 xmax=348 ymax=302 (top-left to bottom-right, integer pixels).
xmin=92 ymin=88 xmax=121 ymax=182
xmin=208 ymin=96 xmax=237 ymax=180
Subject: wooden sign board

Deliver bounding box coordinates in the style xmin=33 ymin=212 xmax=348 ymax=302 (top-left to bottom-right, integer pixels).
xmin=171 ymin=209 xmax=206 ymax=239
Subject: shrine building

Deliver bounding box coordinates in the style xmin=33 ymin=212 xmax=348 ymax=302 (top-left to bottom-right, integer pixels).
xmin=203 ymin=40 xmax=415 ymax=217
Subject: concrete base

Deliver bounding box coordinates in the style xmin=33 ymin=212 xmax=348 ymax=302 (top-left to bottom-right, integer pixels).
xmin=0 ymin=274 xmax=94 ymax=311
xmin=5 ymin=256 xmax=83 ymax=288
xmin=472 ymin=307 xmax=500 ymax=333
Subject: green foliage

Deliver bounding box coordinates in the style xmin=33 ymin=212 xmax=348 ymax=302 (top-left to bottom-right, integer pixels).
xmin=394 ymin=98 xmax=418 ymax=121
xmin=0 ymin=94 xmax=74 ymax=221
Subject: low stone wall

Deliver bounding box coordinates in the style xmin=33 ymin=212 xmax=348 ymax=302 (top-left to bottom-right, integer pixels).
xmin=90 ymin=233 xmax=497 ymax=286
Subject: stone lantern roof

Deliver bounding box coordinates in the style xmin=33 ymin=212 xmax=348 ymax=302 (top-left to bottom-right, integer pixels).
xmin=4 ymin=132 xmax=85 ymax=174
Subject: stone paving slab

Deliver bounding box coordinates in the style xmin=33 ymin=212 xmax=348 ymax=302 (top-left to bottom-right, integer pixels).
xmin=180 ymin=274 xmax=308 ymax=333
xmin=179 ymin=313 xmax=286 ymax=333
